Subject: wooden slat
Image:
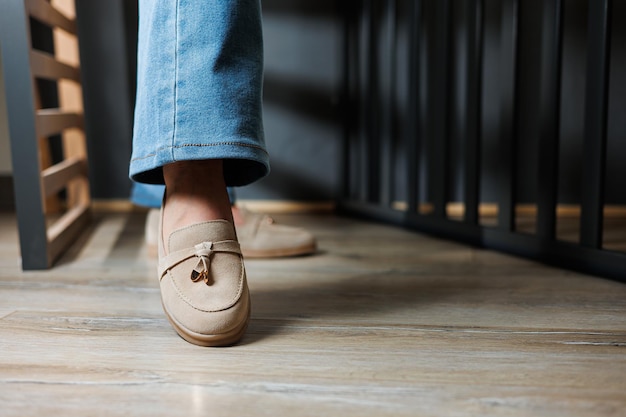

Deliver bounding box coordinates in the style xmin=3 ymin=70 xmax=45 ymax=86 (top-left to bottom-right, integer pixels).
xmin=26 ymin=0 xmax=77 ymax=34
xmin=35 ymin=108 xmax=83 ymax=137
xmin=30 ymin=49 xmax=80 ymax=81
xmin=52 ymin=1 xmax=90 ymax=209
xmin=46 ymin=203 xmax=90 ymax=265
xmin=41 ymin=156 xmax=88 ymax=198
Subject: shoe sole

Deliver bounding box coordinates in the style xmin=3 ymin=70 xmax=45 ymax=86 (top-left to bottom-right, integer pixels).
xmin=161 ymin=295 xmax=251 ymax=347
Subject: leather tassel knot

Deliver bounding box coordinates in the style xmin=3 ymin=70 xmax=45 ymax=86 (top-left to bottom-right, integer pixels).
xmin=191 ymin=242 xmax=214 ymax=285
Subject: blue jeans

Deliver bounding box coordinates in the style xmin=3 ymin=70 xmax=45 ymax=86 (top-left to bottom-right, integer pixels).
xmin=129 ymin=0 xmax=270 ymax=189
xmin=131 ymin=183 xmax=165 ymax=208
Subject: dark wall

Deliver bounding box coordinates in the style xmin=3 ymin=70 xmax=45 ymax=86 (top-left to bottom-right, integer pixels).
xmin=76 ymin=0 xmax=625 ymax=203
xmin=239 ymin=0 xmax=343 ymax=201
xmin=75 ymin=0 xmax=137 ymax=199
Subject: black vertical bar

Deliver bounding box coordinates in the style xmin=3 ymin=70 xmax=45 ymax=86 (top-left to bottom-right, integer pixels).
xmin=340 ymin=0 xmax=359 ymax=200
xmin=365 ymin=0 xmax=381 ymax=203
xmin=537 ymin=0 xmax=563 ymax=241
xmin=389 ymin=0 xmax=398 ymax=207
xmin=430 ymin=0 xmax=451 ymax=218
xmin=580 ymin=0 xmax=611 ymax=248
xmin=0 ymin=2 xmax=49 ymax=269
xmin=378 ymin=0 xmax=391 ymax=206
xmin=497 ymin=0 xmax=519 ymax=231
xmin=358 ymin=2 xmax=369 ymax=201
xmin=406 ymin=0 xmax=422 ymax=213
xmin=463 ymin=0 xmax=483 ymax=225
xmin=380 ymin=0 xmax=397 ymax=207
xmin=353 ymin=3 xmax=363 ymax=203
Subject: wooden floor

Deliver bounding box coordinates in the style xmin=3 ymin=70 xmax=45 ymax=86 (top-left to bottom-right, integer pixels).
xmin=1 ymin=210 xmax=625 ymax=417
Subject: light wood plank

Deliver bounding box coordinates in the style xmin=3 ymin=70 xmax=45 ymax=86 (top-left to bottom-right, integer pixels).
xmin=239 ymin=200 xmax=335 ymax=214
xmin=26 ymin=0 xmax=76 ymax=34
xmin=35 ymin=108 xmax=83 ymax=138
xmin=30 ymin=50 xmax=80 ymax=82
xmin=51 ymin=0 xmax=76 ymax=21
xmin=392 ymin=201 xmax=626 ymax=219
xmin=41 ymin=156 xmax=87 ymax=198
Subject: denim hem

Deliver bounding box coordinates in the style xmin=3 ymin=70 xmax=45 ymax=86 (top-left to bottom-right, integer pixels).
xmin=129 ymin=142 xmax=270 ymax=187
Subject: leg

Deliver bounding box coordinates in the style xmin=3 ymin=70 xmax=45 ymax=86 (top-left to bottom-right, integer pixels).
xmin=130 ymin=0 xmax=269 ymax=186
xmin=130 ymin=0 xmax=267 ymax=347
xmin=162 ymin=160 xmax=233 ymax=244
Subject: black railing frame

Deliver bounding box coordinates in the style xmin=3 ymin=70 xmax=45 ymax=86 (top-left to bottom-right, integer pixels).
xmin=339 ymin=0 xmax=626 ymax=282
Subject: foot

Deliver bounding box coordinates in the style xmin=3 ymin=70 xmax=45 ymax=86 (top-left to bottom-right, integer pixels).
xmin=157 ymin=160 xmax=250 ymax=346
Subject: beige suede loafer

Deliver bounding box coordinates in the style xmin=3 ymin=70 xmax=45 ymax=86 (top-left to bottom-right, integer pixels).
xmin=236 ymin=209 xmax=316 ymax=258
xmin=158 ymin=219 xmax=250 ymax=347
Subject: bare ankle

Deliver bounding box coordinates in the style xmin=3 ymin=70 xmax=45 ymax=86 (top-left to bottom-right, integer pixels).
xmin=162 ymin=160 xmax=233 ymax=239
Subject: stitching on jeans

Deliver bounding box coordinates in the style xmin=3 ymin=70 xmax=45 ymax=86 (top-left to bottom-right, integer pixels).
xmin=174 ymin=142 xmax=268 ymax=153
xmin=130 ymin=142 xmax=269 ymax=162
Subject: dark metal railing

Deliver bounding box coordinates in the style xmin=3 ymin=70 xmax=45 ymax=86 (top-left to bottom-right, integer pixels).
xmin=339 ymin=0 xmax=626 ymax=282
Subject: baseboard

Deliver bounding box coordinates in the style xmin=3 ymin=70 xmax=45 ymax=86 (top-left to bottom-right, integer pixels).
xmin=92 ymin=199 xmax=141 ymax=213
xmin=3 ymin=193 xmax=336 ymax=214
xmin=91 ymin=199 xmax=336 ymax=214
xmin=391 ymin=201 xmax=626 ymax=219
xmin=237 ymin=200 xmax=335 ymax=214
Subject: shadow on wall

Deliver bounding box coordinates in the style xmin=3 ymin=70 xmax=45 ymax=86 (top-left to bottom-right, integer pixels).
xmin=262 ymin=0 xmax=338 ymax=16
xmin=263 ymin=74 xmax=339 ymax=127
xmin=237 ymin=0 xmax=344 ymax=201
